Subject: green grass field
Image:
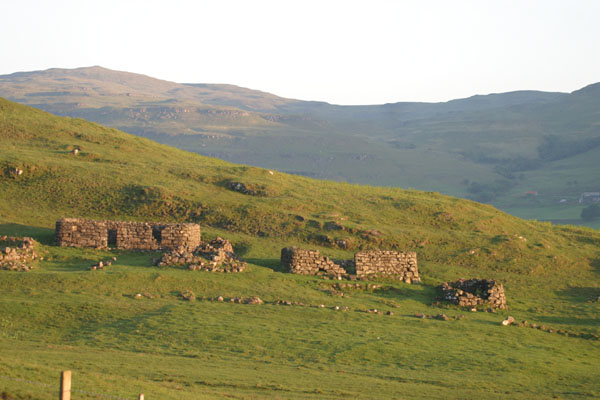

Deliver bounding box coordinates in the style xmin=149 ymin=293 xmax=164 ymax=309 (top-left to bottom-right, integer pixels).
xmin=1 ymin=98 xmax=599 ymax=399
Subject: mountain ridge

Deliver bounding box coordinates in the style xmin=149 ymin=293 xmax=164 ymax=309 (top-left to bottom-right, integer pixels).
xmin=1 ymin=66 xmax=599 ymax=228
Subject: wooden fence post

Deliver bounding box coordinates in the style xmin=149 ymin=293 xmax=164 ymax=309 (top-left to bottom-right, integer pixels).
xmin=59 ymin=370 xmax=71 ymax=400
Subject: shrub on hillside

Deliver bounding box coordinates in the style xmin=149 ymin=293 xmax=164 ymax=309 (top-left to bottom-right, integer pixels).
xmin=581 ymin=204 xmax=600 ymax=221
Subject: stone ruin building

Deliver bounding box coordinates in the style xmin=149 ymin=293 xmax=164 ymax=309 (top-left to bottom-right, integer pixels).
xmin=440 ymin=278 xmax=506 ymax=309
xmin=281 ymin=247 xmax=420 ymax=283
xmin=156 ymin=237 xmax=247 ymax=272
xmin=55 ymin=218 xmax=201 ymax=251
xmin=55 ymin=218 xmax=245 ymax=272
xmin=0 ymin=236 xmax=38 ymax=272
xmin=53 ymin=219 xmax=508 ymax=307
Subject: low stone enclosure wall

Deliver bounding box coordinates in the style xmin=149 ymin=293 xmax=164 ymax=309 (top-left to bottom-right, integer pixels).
xmin=281 ymin=247 xmax=420 ymax=282
xmin=55 ymin=218 xmax=201 ymax=251
xmin=281 ymin=247 xmax=347 ymax=278
xmin=0 ymin=236 xmax=38 ymax=271
xmin=440 ymin=279 xmax=507 ymax=309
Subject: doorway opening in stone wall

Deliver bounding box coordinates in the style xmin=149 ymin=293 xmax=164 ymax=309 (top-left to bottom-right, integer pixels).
xmin=152 ymin=226 xmax=162 ymax=246
xmin=107 ymin=229 xmax=117 ymax=248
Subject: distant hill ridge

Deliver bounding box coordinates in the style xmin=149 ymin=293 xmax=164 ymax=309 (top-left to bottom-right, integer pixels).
xmin=1 ymin=67 xmax=599 ymax=227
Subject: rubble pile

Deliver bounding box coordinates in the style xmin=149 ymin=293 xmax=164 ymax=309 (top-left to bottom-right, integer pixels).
xmin=0 ymin=236 xmax=37 ymax=272
xmin=158 ymin=237 xmax=246 ymax=272
xmin=440 ymin=278 xmax=507 ymax=309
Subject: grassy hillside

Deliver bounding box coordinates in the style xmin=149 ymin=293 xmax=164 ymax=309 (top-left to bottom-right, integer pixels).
xmin=2 ymin=67 xmax=599 ymax=228
xmin=1 ymin=98 xmax=599 ymax=399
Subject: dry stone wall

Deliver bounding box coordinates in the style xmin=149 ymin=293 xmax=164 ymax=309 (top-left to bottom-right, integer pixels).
xmin=281 ymin=247 xmax=347 ymax=278
xmin=355 ymin=251 xmax=419 ymax=282
xmin=281 ymin=247 xmax=419 ymax=281
xmin=440 ymin=279 xmax=506 ymax=309
xmin=55 ymin=218 xmax=201 ymax=251
xmin=0 ymin=236 xmax=38 ymax=271
xmin=56 ymin=218 xmax=108 ymax=248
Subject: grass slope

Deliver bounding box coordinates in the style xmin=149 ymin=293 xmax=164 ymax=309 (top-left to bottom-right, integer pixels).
xmin=2 ymin=67 xmax=599 ymax=227
xmin=0 ymin=98 xmax=599 ymax=399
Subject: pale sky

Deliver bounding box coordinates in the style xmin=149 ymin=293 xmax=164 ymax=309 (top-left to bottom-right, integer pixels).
xmin=2 ymin=0 xmax=599 ymax=105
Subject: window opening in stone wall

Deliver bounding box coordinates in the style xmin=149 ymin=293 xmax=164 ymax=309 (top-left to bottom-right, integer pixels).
xmin=152 ymin=226 xmax=162 ymax=245
xmin=107 ymin=229 xmax=117 ymax=247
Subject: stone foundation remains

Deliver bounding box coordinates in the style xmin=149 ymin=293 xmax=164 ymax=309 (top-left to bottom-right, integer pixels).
xmin=157 ymin=237 xmax=247 ymax=272
xmin=440 ymin=279 xmax=506 ymax=309
xmin=0 ymin=236 xmax=38 ymax=271
xmin=281 ymin=247 xmax=347 ymax=278
xmin=281 ymin=247 xmax=419 ymax=282
xmin=55 ymin=218 xmax=201 ymax=251
xmin=355 ymin=251 xmax=419 ymax=283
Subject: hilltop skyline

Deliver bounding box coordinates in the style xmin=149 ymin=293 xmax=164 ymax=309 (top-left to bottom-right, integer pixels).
xmin=2 ymin=0 xmax=600 ymax=105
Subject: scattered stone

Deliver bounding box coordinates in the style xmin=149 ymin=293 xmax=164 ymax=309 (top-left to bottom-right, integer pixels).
xmin=385 ymin=311 xmax=394 ymax=316
xmin=415 ymin=313 xmax=426 ymax=319
xmin=470 ymin=308 xmax=477 ymax=312
xmin=243 ymin=296 xmax=264 ymax=305
xmin=501 ymin=316 xmax=515 ymax=326
xmin=434 ymin=314 xmax=450 ymax=321
xmin=134 ymin=293 xmax=143 ymax=299
xmin=216 ymin=296 xmax=224 ymax=302
xmin=181 ymin=291 xmax=196 ymax=301
xmin=88 ymin=258 xmax=116 ymax=271
xmin=318 ymin=304 xmax=325 ymax=308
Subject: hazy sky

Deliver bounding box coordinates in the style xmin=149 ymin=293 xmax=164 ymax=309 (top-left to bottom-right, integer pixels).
xmin=2 ymin=0 xmax=599 ymax=104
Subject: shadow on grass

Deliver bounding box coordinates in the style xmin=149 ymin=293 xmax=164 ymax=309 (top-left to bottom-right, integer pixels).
xmin=0 ymin=223 xmax=54 ymax=245
xmin=245 ymin=258 xmax=286 ymax=272
xmin=555 ymin=285 xmax=600 ymax=303
xmin=366 ymin=285 xmax=435 ymax=306
xmin=535 ymin=314 xmax=600 ymax=327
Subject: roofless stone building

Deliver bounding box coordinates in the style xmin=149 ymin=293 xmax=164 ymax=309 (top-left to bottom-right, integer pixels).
xmin=55 ymin=218 xmax=201 ymax=251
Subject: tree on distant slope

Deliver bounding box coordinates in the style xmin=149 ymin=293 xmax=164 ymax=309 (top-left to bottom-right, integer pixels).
xmin=581 ymin=204 xmax=600 ymax=221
